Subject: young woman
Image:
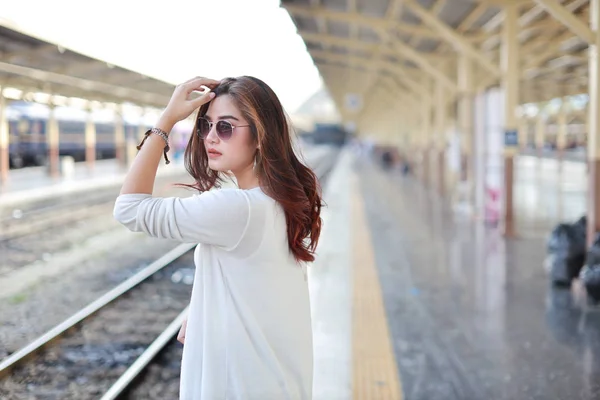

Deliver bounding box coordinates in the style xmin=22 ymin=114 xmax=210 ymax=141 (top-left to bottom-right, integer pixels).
xmin=113 ymin=76 xmax=322 ymax=399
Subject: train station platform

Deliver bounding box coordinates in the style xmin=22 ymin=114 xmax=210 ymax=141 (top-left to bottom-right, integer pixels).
xmin=0 ymin=142 xmax=330 ymax=210
xmin=0 ymin=159 xmax=184 ymax=209
xmin=312 ymin=147 xmax=595 ymax=399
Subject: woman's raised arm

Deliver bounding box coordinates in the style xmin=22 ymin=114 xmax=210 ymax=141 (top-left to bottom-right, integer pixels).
xmin=119 ymin=77 xmax=219 ymax=196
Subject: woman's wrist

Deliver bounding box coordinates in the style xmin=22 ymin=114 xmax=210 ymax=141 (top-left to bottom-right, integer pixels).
xmin=155 ymin=114 xmax=176 ymax=135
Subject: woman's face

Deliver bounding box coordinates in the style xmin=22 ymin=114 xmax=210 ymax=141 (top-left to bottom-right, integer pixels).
xmin=202 ymin=95 xmax=256 ymax=173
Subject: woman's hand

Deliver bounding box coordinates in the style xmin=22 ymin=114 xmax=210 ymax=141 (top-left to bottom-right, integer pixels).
xmin=177 ymin=317 xmax=188 ymax=345
xmin=158 ymin=77 xmax=220 ymax=131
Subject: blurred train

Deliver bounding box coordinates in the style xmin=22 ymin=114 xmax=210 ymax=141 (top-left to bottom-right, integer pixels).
xmin=300 ymin=123 xmax=349 ymax=147
xmin=6 ymin=101 xmax=192 ymax=168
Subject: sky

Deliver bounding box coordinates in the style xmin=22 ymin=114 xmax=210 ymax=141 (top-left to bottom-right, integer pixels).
xmin=0 ymin=0 xmax=323 ymax=113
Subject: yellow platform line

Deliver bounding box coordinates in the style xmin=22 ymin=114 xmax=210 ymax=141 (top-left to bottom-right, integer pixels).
xmin=352 ymin=176 xmax=404 ymax=400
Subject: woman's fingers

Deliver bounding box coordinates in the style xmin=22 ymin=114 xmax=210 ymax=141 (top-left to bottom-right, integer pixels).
xmin=161 ymin=78 xmax=219 ymax=124
xmin=177 ymin=321 xmax=186 ymax=344
xmin=191 ymin=89 xmax=216 ymax=108
xmin=183 ymin=77 xmax=220 ymax=93
xmin=181 ymin=76 xmax=219 ymax=86
xmin=181 ymin=78 xmax=219 ymax=108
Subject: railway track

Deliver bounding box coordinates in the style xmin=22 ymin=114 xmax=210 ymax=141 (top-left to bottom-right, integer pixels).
xmin=0 ymin=194 xmax=116 ymax=240
xmin=0 ymin=173 xmax=190 ymax=275
xmin=0 ymin=146 xmax=340 ymax=400
xmin=0 ymin=244 xmax=196 ymax=400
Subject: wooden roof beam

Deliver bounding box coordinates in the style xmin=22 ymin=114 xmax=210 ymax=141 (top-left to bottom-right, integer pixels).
xmin=311 ymin=50 xmax=430 ymax=101
xmin=347 ymin=0 xmax=358 ymax=39
xmin=408 ymin=0 xmax=446 ymax=49
xmin=522 ymin=30 xmax=578 ymax=74
xmin=0 ymin=60 xmax=169 ymax=106
xmin=50 ymin=61 xmax=109 ymax=76
xmin=282 ymin=4 xmax=458 ymax=92
xmin=482 ymin=0 xmax=589 ymax=49
xmin=313 ymin=56 xmax=422 ymax=99
xmin=458 ymin=3 xmax=489 ymax=32
xmin=380 ymin=29 xmax=458 ymax=93
xmin=385 ymin=0 xmax=404 ymax=19
xmin=283 ymin=4 xmax=482 ymax=42
xmin=532 ymin=0 xmax=594 ymax=44
xmin=437 ymin=3 xmax=489 ymax=54
xmin=1 ymin=44 xmax=58 ymax=63
xmin=310 ymin=0 xmax=327 ymax=37
xmin=354 ymin=0 xmax=406 ymax=118
xmin=404 ymin=0 xmax=501 ymax=77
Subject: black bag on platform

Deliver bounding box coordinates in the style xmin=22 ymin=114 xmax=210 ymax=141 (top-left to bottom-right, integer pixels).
xmin=580 ymin=233 xmax=600 ymax=301
xmin=546 ymin=220 xmax=587 ymax=286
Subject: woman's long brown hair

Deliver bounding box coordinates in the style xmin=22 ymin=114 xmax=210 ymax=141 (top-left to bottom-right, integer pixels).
xmin=181 ymin=76 xmax=323 ymax=263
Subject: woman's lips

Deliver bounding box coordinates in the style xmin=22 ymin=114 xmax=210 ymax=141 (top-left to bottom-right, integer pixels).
xmin=207 ymin=149 xmax=222 ymax=159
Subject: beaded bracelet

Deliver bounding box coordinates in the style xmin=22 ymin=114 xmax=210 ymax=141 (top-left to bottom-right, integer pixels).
xmin=137 ymin=127 xmax=171 ymax=164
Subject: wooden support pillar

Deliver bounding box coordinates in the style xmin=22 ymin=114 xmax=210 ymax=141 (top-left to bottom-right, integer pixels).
xmin=47 ymin=102 xmax=60 ymax=178
xmin=134 ymin=110 xmax=148 ymax=164
xmin=501 ymin=1 xmax=520 ymax=237
xmin=421 ymin=77 xmax=432 ymax=185
xmin=114 ymin=105 xmax=126 ymax=167
xmin=458 ymin=54 xmax=474 ymax=196
xmin=137 ymin=111 xmax=147 ymax=143
xmin=435 ymin=79 xmax=446 ymax=196
xmin=0 ymin=88 xmax=8 ymax=186
xmin=125 ymin=117 xmax=138 ymax=168
xmin=393 ymin=105 xmax=405 ymax=165
xmin=518 ymin=116 xmax=528 ymax=152
xmin=557 ymin=99 xmax=568 ymax=160
xmin=85 ymin=103 xmax=96 ymax=171
xmin=535 ymin=113 xmax=546 ymax=155
xmin=588 ymin=0 xmax=600 ymax=245
xmin=407 ymin=106 xmax=418 ymax=171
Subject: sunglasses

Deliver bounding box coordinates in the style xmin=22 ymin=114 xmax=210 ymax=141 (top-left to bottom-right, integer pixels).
xmin=197 ymin=117 xmax=250 ymax=141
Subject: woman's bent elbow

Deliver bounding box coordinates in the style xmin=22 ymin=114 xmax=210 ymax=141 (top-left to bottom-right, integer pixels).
xmin=113 ymin=205 xmax=137 ymax=230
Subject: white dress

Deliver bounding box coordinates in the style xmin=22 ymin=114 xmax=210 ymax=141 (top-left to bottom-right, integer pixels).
xmin=113 ymin=187 xmax=313 ymax=399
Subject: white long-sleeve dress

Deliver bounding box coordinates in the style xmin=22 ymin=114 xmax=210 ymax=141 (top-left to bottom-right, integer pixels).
xmin=113 ymin=187 xmax=313 ymax=400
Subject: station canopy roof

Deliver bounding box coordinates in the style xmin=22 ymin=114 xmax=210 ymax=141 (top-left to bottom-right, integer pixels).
xmin=0 ymin=18 xmax=174 ymax=108
xmin=281 ymin=0 xmax=591 ymax=109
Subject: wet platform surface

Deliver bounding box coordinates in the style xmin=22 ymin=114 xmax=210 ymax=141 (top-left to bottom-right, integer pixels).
xmin=357 ymin=158 xmax=600 ymax=400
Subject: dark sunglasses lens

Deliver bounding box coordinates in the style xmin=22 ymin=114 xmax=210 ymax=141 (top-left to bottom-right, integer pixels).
xmin=216 ymin=121 xmax=233 ymax=140
xmin=198 ymin=118 xmax=210 ymax=138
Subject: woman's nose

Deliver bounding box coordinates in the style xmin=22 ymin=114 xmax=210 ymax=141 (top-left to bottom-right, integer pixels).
xmin=206 ymin=123 xmax=219 ymax=142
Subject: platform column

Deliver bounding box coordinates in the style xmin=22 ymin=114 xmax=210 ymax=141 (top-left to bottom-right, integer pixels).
xmin=518 ymin=115 xmax=528 ymax=153
xmin=134 ymin=110 xmax=148 ymax=164
xmin=557 ymin=98 xmax=567 ymax=162
xmin=85 ymin=102 xmax=96 ymax=171
xmin=588 ymin=0 xmax=600 ymax=245
xmin=47 ymin=101 xmax=60 ymax=178
xmin=407 ymin=108 xmax=418 ymax=172
xmin=535 ymin=110 xmax=546 ymax=156
xmin=137 ymin=110 xmax=147 ymax=143
xmin=114 ymin=105 xmax=126 ymax=167
xmin=501 ymin=0 xmax=520 ymax=237
xmin=124 ymin=108 xmax=137 ymax=168
xmin=458 ymin=54 xmax=474 ymax=205
xmin=435 ymin=79 xmax=446 ymax=195
xmin=0 ymin=88 xmax=8 ymax=186
xmin=535 ymin=112 xmax=546 ymax=155
xmin=421 ymin=76 xmax=432 ymax=185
